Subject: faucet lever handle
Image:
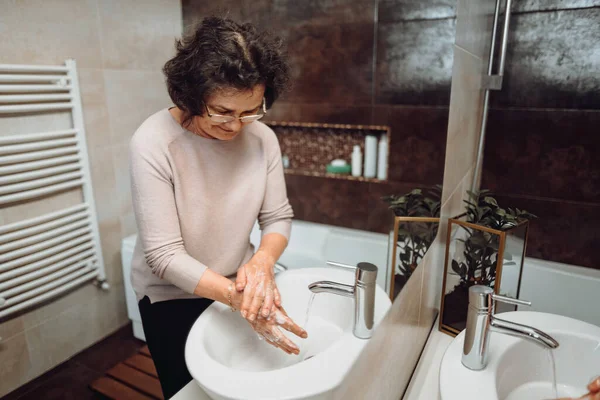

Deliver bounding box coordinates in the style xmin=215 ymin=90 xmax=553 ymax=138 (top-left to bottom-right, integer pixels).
xmin=492 ymin=293 xmax=532 ymax=307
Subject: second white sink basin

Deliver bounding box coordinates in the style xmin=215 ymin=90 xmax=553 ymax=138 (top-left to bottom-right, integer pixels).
xmin=440 ymin=311 xmax=600 ymax=400
xmin=185 ymin=267 xmax=391 ymax=400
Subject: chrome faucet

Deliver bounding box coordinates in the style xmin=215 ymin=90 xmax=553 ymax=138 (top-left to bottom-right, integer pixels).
xmin=462 ymin=285 xmax=560 ymax=370
xmin=308 ymin=261 xmax=378 ymax=339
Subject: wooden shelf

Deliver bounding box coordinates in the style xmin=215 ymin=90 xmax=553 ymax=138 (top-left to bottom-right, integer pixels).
xmin=284 ymin=168 xmax=388 ymax=184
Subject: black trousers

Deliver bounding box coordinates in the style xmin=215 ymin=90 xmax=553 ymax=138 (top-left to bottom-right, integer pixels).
xmin=138 ymin=296 xmax=214 ymax=399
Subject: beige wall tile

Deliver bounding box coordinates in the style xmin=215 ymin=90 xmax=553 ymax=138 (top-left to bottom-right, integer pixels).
xmin=120 ymin=212 xmax=138 ymax=238
xmin=455 ymin=0 xmax=498 ymax=60
xmin=21 ymin=284 xmax=96 ymax=330
xmin=97 ymin=0 xmax=182 ymax=70
xmin=23 ymin=283 xmax=127 ymax=372
xmin=94 ymin=282 xmax=128 ymax=335
xmin=0 ymin=333 xmax=31 ymax=397
xmin=0 ymin=316 xmax=25 ymax=342
xmin=104 ymin=70 xmax=171 ymax=146
xmin=98 ymin=218 xmax=125 ymax=285
xmin=442 ymin=46 xmax=485 ymax=204
xmin=420 ymin=239 xmax=444 ymax=325
xmin=17 ymin=284 xmax=127 ymax=389
xmin=25 ymin=297 xmax=101 ymax=373
xmin=442 ymin=164 xmax=475 ymax=220
xmin=0 ymin=0 xmax=102 ymax=68
xmin=79 ymin=68 xmax=112 ymax=150
xmin=89 ymin=145 xmax=119 ymax=223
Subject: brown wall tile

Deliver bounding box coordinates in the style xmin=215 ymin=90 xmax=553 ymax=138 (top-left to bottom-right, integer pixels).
xmin=491 ymin=7 xmax=600 ymax=109
xmin=280 ymin=21 xmax=374 ymax=104
xmin=512 ymin=0 xmax=600 ymax=13
xmin=267 ymin=103 xmax=374 ymax=125
xmin=482 ymin=109 xmax=600 ymax=203
xmin=376 ymin=18 xmax=455 ymax=105
xmin=285 ymin=174 xmax=372 ymax=230
xmin=491 ymin=195 xmax=600 ymax=269
xmin=378 ymin=0 xmax=456 ymax=22
xmin=373 ymin=106 xmax=449 ymax=184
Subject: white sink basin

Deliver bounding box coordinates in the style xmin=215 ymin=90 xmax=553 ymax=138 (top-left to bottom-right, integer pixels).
xmin=185 ymin=267 xmax=391 ymax=400
xmin=440 ymin=311 xmax=600 ymax=400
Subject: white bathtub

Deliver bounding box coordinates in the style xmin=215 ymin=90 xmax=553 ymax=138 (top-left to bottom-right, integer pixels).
xmin=516 ymin=257 xmax=600 ymax=327
xmin=249 ymin=220 xmax=392 ymax=292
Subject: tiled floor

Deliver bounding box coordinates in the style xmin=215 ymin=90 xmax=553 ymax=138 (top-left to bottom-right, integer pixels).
xmin=2 ymin=323 xmax=145 ymax=400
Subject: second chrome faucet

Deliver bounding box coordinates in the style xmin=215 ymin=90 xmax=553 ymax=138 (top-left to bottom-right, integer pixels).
xmin=462 ymin=285 xmax=560 ymax=370
xmin=308 ymin=261 xmax=378 ymax=339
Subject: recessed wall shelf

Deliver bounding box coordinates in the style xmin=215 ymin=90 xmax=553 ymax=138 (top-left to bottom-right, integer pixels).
xmin=265 ymin=120 xmax=391 ymax=182
xmin=283 ymin=168 xmax=387 ymax=184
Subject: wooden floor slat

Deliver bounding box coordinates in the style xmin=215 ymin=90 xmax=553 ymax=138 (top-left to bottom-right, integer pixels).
xmin=139 ymin=345 xmax=151 ymax=357
xmin=90 ymin=376 xmax=154 ymax=400
xmin=107 ymin=363 xmax=164 ymax=399
xmin=124 ymin=353 xmax=159 ymax=378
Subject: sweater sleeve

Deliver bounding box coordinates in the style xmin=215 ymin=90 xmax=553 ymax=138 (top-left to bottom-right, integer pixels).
xmin=129 ymin=134 xmax=207 ymax=294
xmin=258 ymin=128 xmax=294 ymax=240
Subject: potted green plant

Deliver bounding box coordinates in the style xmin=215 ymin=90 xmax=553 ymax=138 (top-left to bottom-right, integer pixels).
xmin=382 ymin=185 xmax=441 ymax=299
xmin=440 ymin=189 xmax=536 ymax=335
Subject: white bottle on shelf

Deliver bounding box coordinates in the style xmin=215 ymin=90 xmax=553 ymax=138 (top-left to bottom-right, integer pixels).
xmin=351 ymin=145 xmax=362 ymax=177
xmin=377 ymin=134 xmax=388 ymax=180
xmin=364 ymin=135 xmax=378 ymax=178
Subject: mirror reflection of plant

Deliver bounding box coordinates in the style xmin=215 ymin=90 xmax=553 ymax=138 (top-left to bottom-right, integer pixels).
xmin=382 ymin=185 xmax=441 ymax=279
xmin=450 ymin=190 xmax=536 ymax=290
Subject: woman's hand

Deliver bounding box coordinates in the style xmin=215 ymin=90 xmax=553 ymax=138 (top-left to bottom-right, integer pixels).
xmin=248 ymin=306 xmax=307 ymax=355
xmin=235 ymin=250 xmax=281 ymax=322
xmin=556 ymin=376 xmax=600 ymax=400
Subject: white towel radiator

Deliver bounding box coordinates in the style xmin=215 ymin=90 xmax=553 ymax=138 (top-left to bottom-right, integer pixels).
xmin=0 ymin=60 xmax=109 ymax=321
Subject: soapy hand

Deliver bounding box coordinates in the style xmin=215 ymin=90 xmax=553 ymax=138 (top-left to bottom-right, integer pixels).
xmin=556 ymin=376 xmax=600 ymax=400
xmin=248 ymin=306 xmax=307 ymax=355
xmin=235 ymin=250 xmax=281 ymax=322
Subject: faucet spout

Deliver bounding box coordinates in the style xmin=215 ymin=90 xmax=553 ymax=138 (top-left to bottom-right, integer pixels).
xmin=308 ymin=262 xmax=378 ymax=339
xmin=490 ymin=316 xmax=559 ymax=349
xmin=309 ymin=281 xmax=354 ymax=297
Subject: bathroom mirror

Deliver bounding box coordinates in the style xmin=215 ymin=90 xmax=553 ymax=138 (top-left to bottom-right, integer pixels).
xmin=182 ymin=1 xmax=456 ymax=304
xmin=476 ymin=1 xmax=599 ymax=329
xmin=0 ymin=1 xmax=463 ymax=399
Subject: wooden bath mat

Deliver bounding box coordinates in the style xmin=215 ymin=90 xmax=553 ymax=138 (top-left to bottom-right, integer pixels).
xmin=90 ymin=345 xmax=164 ymax=400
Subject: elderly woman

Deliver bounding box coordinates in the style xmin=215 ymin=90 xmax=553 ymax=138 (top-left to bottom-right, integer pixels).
xmin=129 ymin=16 xmax=306 ymax=398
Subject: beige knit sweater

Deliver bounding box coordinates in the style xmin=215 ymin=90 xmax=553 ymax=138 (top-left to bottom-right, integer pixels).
xmin=129 ymin=109 xmax=293 ymax=303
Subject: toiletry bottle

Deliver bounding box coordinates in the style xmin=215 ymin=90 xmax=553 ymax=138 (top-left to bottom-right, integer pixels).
xmin=377 ymin=134 xmax=388 ymax=180
xmin=364 ymin=135 xmax=378 ymax=178
xmin=351 ymin=145 xmax=362 ymax=177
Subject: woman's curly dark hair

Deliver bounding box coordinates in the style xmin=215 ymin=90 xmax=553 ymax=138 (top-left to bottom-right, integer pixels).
xmin=163 ymin=16 xmax=290 ymax=124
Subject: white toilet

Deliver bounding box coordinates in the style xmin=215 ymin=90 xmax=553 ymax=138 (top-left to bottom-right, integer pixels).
xmin=121 ymin=234 xmax=146 ymax=341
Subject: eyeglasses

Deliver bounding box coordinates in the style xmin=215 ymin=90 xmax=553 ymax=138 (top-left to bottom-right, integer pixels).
xmin=204 ymin=97 xmax=267 ymax=124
